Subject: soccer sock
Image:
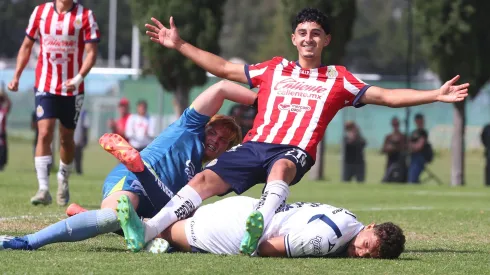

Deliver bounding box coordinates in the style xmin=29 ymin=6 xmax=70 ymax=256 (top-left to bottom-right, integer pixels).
xmin=35 ymin=156 xmax=52 ymax=191
xmin=255 ymin=180 xmax=290 ymax=227
xmin=25 ymin=209 xmax=119 ymax=250
xmin=145 ymin=185 xmax=202 ymax=242
xmin=57 ymin=160 xmax=73 ymax=181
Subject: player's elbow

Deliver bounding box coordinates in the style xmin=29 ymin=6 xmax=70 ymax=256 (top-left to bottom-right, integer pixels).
xmin=381 ymin=92 xmax=402 ymax=108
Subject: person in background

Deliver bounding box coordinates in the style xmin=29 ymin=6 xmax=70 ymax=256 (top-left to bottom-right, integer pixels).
xmin=481 ymin=123 xmax=490 ymax=186
xmin=108 ymin=97 xmax=131 ymax=140
xmin=73 ymin=109 xmax=90 ymax=175
xmin=0 ymin=84 xmax=12 ymax=171
xmin=408 ymin=113 xmax=431 ymax=183
xmin=125 ymin=100 xmax=155 ymax=151
xmin=228 ymin=103 xmax=257 ymax=138
xmin=343 ymin=121 xmax=366 ymax=183
xmin=381 ymin=117 xmax=407 ymax=182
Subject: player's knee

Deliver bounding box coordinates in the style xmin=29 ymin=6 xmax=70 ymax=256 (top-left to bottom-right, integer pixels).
xmin=59 ymin=131 xmax=75 ymax=147
xmin=37 ymin=128 xmax=54 ymax=145
xmin=268 ymin=159 xmax=297 ymax=183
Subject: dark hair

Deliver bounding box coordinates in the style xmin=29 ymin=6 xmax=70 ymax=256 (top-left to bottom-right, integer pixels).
xmin=137 ymin=100 xmax=147 ymax=108
xmin=292 ymin=7 xmax=330 ymax=34
xmin=373 ymin=222 xmax=405 ymax=259
xmin=414 ymin=113 xmax=424 ymax=120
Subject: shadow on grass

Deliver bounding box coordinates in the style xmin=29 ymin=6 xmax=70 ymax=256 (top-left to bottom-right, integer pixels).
xmin=406 ymin=248 xmax=483 ymax=254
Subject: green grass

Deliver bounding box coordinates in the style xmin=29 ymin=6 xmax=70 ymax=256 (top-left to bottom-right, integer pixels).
xmin=1 ymin=140 xmax=490 ymax=274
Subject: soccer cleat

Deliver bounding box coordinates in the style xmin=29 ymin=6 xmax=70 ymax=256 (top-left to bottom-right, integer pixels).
xmin=143 ymin=238 xmax=170 ymax=254
xmin=30 ymin=190 xmax=52 ymax=206
xmin=116 ymin=194 xmax=146 ymax=252
xmin=65 ymin=203 xmax=88 ymax=217
xmin=57 ymin=172 xmax=70 ymax=206
xmin=99 ymin=133 xmax=144 ymax=172
xmin=0 ymin=236 xmax=33 ymax=251
xmin=239 ymin=211 xmax=264 ymax=255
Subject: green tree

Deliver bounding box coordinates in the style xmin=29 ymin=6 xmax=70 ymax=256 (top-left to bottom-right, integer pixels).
xmin=129 ymin=0 xmax=225 ymax=114
xmin=414 ymin=0 xmax=490 ymax=186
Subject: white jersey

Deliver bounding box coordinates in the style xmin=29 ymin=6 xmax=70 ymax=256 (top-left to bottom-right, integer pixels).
xmin=184 ymin=196 xmax=364 ymax=257
xmin=125 ymin=114 xmax=155 ymax=149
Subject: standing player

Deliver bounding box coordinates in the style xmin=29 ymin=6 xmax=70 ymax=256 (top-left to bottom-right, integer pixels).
xmin=142 ymin=196 xmax=405 ymax=259
xmin=0 ymin=81 xmax=250 ymax=251
xmin=7 ymin=0 xmax=100 ymax=206
xmin=113 ymin=7 xmax=469 ymax=254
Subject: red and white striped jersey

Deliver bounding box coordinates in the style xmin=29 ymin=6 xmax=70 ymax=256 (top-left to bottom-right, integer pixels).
xmin=243 ymin=57 xmax=371 ymax=160
xmin=26 ymin=2 xmax=100 ymax=96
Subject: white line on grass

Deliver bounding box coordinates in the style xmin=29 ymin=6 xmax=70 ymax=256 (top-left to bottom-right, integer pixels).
xmin=351 ymin=206 xmax=434 ymax=212
xmin=0 ymin=213 xmax=63 ymax=222
xmin=411 ymin=190 xmax=489 ymax=197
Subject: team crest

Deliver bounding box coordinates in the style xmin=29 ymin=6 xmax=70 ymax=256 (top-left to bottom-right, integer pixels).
xmin=327 ymin=67 xmax=338 ymax=78
xmin=36 ymin=105 xmax=44 ymax=118
xmin=73 ymin=18 xmax=83 ymax=29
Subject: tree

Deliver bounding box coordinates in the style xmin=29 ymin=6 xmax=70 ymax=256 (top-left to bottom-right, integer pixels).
xmin=277 ymin=0 xmax=358 ymax=180
xmin=129 ymin=0 xmax=225 ymax=115
xmin=414 ymin=0 xmax=490 ymax=186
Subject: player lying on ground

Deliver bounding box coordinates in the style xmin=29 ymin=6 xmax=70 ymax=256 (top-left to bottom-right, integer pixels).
xmin=137 ymin=196 xmax=405 ymax=259
xmin=0 ymin=81 xmax=252 ymax=251
xmin=110 ymin=7 xmax=469 ymax=254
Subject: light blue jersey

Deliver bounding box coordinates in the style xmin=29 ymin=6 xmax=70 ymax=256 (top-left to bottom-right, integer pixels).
xmin=103 ymin=107 xmax=209 ymax=218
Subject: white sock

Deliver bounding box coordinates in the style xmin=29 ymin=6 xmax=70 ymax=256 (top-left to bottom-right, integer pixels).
xmin=35 ymin=156 xmax=52 ymax=191
xmin=57 ymin=160 xmax=73 ymax=182
xmin=145 ymin=185 xmax=202 ymax=242
xmin=255 ymin=180 xmax=290 ymax=227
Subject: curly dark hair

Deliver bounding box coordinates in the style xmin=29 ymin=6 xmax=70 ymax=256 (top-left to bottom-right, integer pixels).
xmin=292 ymin=7 xmax=330 ymax=34
xmin=373 ymin=222 xmax=406 ymax=259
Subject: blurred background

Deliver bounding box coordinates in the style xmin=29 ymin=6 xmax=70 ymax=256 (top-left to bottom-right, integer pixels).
xmin=0 ymin=0 xmax=489 ymax=186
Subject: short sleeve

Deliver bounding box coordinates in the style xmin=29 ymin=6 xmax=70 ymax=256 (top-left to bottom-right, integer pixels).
xmin=244 ymin=58 xmax=278 ymax=89
xmin=83 ymin=10 xmax=100 ymax=43
xmin=26 ymin=6 xmax=41 ymax=41
xmin=173 ymin=107 xmax=210 ymax=134
xmin=342 ymin=70 xmax=371 ymax=108
xmin=285 ymin=218 xmax=336 ymax=257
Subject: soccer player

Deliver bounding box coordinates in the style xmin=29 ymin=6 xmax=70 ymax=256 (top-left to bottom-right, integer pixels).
xmin=141 ymin=196 xmax=405 ymax=259
xmin=0 ymin=81 xmax=252 ymax=251
xmin=113 ymin=7 xmax=469 ymax=254
xmin=7 ymin=0 xmax=100 ymax=206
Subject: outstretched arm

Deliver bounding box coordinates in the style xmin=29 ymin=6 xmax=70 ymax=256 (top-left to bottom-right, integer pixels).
xmin=145 ymin=17 xmax=247 ymax=84
xmin=360 ymin=75 xmax=469 ymax=107
xmin=191 ymin=80 xmax=257 ymax=117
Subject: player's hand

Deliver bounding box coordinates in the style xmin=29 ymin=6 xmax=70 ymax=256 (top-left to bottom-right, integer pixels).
xmin=7 ymin=78 xmax=19 ymax=92
xmin=145 ymin=16 xmax=182 ymax=49
xmin=437 ymin=75 xmax=470 ymax=103
xmin=63 ymin=79 xmax=76 ymax=92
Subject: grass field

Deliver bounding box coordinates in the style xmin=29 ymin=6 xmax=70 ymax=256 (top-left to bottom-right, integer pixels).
xmin=1 ymin=140 xmax=489 ymax=274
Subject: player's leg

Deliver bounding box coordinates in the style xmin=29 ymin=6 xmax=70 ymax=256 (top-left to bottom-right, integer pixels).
xmin=241 ymin=145 xmax=313 ymax=255
xmin=56 ymin=95 xmax=84 ymax=206
xmin=32 ymin=116 xmax=56 ymax=205
xmin=0 ymin=191 xmax=139 ymax=251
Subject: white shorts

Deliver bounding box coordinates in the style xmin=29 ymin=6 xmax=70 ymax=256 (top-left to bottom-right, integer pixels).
xmin=185 ymin=196 xmax=257 ymax=254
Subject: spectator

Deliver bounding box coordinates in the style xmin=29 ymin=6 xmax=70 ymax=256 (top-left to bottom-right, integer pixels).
xmin=0 ymin=86 xmax=11 ymax=171
xmin=125 ymin=100 xmax=155 ymax=151
xmin=481 ymin=123 xmax=490 ymax=186
xmin=408 ymin=113 xmax=432 ymax=183
xmin=108 ymin=97 xmax=131 ymax=140
xmin=73 ymin=109 xmax=90 ymax=175
xmin=228 ymin=103 xmax=257 ymax=138
xmin=343 ymin=121 xmax=366 ymax=183
xmin=381 ymin=117 xmax=407 ymax=182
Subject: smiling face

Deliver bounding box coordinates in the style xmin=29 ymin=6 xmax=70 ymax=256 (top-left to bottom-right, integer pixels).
xmin=347 ymin=223 xmax=381 ymax=258
xmin=291 ymin=21 xmax=331 ymax=62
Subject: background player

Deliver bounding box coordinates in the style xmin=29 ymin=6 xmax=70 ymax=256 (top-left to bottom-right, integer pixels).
xmin=8 ymin=0 xmax=100 ymax=206
xmin=112 ymin=7 xmax=469 ymax=254
xmin=141 ymin=196 xmax=405 ymax=259
xmin=0 ymin=81 xmax=251 ymax=251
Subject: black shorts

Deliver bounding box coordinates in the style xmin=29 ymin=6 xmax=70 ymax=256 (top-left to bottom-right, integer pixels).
xmin=34 ymin=91 xmax=84 ymax=129
xmin=205 ymin=141 xmax=314 ymax=194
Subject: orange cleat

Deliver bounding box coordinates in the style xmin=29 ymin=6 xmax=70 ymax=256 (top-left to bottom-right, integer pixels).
xmin=99 ymin=133 xmax=144 ymax=172
xmin=66 ymin=203 xmax=88 ymax=217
